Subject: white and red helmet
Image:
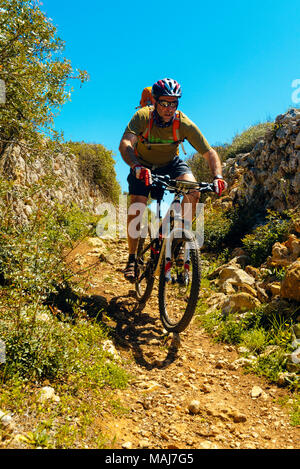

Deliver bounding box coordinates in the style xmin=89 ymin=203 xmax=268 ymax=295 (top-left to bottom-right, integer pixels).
xmin=152 ymin=78 xmax=182 ymax=100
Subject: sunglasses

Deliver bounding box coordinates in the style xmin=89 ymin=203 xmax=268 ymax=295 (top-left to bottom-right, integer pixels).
xmin=157 ymin=100 xmax=178 ymax=109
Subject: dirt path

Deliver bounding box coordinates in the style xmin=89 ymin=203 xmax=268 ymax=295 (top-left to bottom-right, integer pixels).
xmin=70 ymin=238 xmax=300 ymax=450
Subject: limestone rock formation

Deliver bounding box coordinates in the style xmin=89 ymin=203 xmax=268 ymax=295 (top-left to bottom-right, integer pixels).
xmin=223 ymin=108 xmax=300 ymax=214
xmin=280 ymin=260 xmax=300 ymax=302
xmin=0 ymin=143 xmax=106 ymax=223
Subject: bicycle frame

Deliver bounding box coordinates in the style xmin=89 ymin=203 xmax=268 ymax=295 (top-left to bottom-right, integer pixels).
xmin=139 ymin=176 xmax=213 ymax=278
xmin=152 ymin=192 xmax=185 ymax=278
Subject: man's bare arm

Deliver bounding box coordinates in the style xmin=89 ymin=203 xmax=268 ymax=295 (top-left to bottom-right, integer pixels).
xmin=119 ymin=132 xmax=140 ymax=169
xmin=202 ymin=148 xmax=223 ymax=178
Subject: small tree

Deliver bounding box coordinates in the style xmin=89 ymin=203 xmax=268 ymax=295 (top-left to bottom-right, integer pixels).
xmin=0 ymin=0 xmax=88 ymax=152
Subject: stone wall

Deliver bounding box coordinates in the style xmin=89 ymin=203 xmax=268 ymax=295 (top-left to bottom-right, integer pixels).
xmin=0 ymin=143 xmax=106 ymax=223
xmin=223 ymin=108 xmax=300 ymax=213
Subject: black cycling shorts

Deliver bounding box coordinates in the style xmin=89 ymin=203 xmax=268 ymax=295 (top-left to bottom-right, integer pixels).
xmin=127 ymin=157 xmax=192 ymax=197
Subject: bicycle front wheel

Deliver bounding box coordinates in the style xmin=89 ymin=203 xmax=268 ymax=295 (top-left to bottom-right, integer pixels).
xmin=158 ymin=229 xmax=201 ymax=333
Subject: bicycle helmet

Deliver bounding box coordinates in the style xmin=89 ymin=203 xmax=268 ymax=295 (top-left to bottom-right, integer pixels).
xmin=152 ymin=78 xmax=182 ymax=100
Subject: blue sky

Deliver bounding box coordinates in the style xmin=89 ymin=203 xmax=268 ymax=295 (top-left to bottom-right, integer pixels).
xmin=41 ymin=0 xmax=300 ymax=193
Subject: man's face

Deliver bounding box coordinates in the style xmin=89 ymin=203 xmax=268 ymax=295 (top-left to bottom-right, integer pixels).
xmin=156 ymin=96 xmax=178 ymax=122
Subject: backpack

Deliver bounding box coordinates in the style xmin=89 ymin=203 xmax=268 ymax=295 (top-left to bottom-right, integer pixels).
xmin=136 ymin=86 xmax=154 ymax=109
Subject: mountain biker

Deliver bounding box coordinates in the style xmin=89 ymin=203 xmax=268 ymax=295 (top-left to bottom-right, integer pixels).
xmin=119 ymin=78 xmax=227 ymax=282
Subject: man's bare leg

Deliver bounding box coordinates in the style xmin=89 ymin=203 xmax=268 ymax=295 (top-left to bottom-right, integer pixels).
xmin=125 ymin=194 xmax=148 ymax=281
xmin=127 ymin=194 xmax=148 ymax=254
xmin=176 ymin=173 xmax=200 ymax=224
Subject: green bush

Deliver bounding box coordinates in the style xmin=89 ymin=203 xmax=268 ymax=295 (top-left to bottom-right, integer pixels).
xmin=203 ymin=204 xmax=257 ymax=253
xmin=240 ymin=328 xmax=267 ymax=353
xmin=290 ymin=396 xmax=300 ymax=426
xmin=197 ymin=302 xmax=299 ymax=389
xmin=216 ymin=314 xmax=246 ymax=344
xmin=65 ymin=141 xmax=121 ymax=204
xmin=222 ymin=122 xmax=273 ymax=160
xmin=0 ymin=310 xmax=129 ymax=386
xmin=0 ymin=198 xmax=99 ymax=299
xmin=203 ymin=207 xmax=236 ymax=252
xmin=250 ymin=350 xmax=288 ymax=384
xmin=242 ymin=211 xmax=291 ymax=266
xmin=0 ymin=314 xmax=77 ymax=380
xmin=199 ymin=310 xmax=246 ymax=344
xmin=0 ymin=181 xmax=119 ymax=383
xmin=54 ymin=202 xmax=101 ymax=241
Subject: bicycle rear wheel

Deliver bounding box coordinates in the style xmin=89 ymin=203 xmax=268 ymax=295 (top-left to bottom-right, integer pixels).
xmin=158 ymin=229 xmax=201 ymax=333
xmin=135 ymin=225 xmax=155 ymax=304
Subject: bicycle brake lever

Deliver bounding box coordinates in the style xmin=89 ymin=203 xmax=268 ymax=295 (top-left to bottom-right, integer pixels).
xmin=199 ymin=183 xmax=215 ymax=192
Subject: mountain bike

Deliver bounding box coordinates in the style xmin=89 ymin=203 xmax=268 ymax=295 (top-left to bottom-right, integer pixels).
xmin=135 ymin=174 xmax=214 ymax=333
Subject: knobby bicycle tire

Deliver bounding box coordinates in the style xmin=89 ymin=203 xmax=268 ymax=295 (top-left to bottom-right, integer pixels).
xmin=158 ymin=229 xmax=201 ymax=333
xmin=135 ymin=225 xmax=155 ymax=304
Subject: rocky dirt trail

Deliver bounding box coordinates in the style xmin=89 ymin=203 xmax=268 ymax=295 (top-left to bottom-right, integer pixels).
xmin=71 ymin=237 xmax=300 ymax=450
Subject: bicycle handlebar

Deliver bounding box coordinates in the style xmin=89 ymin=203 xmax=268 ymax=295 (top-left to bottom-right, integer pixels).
xmin=151 ymin=174 xmax=215 ymax=194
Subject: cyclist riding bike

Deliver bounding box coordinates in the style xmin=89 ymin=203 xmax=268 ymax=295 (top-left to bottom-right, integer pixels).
xmin=119 ymin=78 xmax=227 ymax=282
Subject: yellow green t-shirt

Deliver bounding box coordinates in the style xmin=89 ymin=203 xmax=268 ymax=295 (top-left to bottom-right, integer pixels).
xmin=124 ymin=106 xmax=211 ymax=167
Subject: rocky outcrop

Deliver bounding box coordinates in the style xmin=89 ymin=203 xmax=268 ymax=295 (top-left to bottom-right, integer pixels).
xmin=267 ymin=234 xmax=300 ymax=268
xmin=206 ymin=232 xmax=300 ymax=313
xmin=207 ymin=256 xmax=261 ymax=312
xmin=223 ymin=108 xmax=300 ymax=213
xmin=205 ymin=240 xmax=300 ymax=383
xmin=0 ymin=143 xmax=106 ymax=223
xmin=280 ymin=260 xmax=300 ymax=302
xmin=206 ymin=108 xmax=300 ymax=316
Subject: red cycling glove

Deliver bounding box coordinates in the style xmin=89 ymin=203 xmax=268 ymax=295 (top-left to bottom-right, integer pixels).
xmin=213 ymin=176 xmax=228 ymax=196
xmin=133 ymin=164 xmax=152 ymax=186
